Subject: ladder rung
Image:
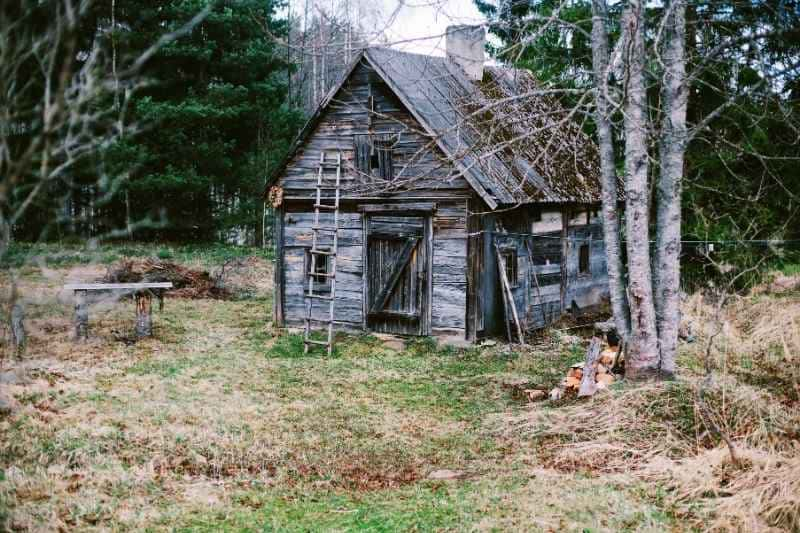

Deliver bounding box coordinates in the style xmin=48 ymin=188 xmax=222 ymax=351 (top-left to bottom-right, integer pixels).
xmin=310 ymin=249 xmax=336 ymax=256
xmin=307 ymin=318 xmax=348 ymax=325
xmin=304 ymin=339 xmax=330 ymax=346
xmin=312 ymin=226 xmax=338 ymax=233
xmin=305 ymin=293 xmax=334 ymax=300
xmin=311 ymin=272 xmax=335 ymax=278
xmin=316 ymin=186 xmax=339 ymax=190
xmin=314 ymin=203 xmax=338 ymax=210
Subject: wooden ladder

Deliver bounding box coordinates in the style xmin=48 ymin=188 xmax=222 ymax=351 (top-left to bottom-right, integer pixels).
xmin=304 ymin=151 xmax=342 ymax=355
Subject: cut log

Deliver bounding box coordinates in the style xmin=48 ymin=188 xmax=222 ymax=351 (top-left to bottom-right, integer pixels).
xmin=596 ymin=373 xmax=615 ymax=387
xmin=565 ymin=376 xmax=581 ymax=389
xmin=577 ymin=337 xmax=603 ymax=397
xmin=525 ymin=389 xmax=547 ymax=402
xmin=549 ymin=387 xmax=563 ymax=401
xmin=599 ymin=348 xmax=616 ymax=366
xmin=567 ymin=367 xmax=583 ymax=380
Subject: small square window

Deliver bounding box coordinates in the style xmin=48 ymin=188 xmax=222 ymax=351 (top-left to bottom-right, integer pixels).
xmin=354 ymin=134 xmax=394 ymax=180
xmin=500 ymin=249 xmax=518 ymax=288
xmin=579 ymin=244 xmax=590 ymax=275
xmin=306 ymin=248 xmax=331 ymax=292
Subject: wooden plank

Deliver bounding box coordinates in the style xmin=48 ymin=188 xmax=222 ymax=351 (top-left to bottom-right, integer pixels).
xmin=64 ymin=282 xmax=173 ymax=290
xmin=74 ymin=290 xmax=88 ymax=340
xmin=274 ymin=206 xmax=285 ymax=325
xmin=560 ymin=207 xmax=569 ymax=313
xmin=358 ymin=202 xmax=437 ymax=213
xmin=495 ymin=243 xmax=525 ymax=345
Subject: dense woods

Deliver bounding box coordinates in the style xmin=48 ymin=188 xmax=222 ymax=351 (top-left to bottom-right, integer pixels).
xmin=475 ymin=0 xmax=800 ymax=376
xmin=476 ymin=0 xmax=800 ymax=244
xmin=1 ymin=0 xmax=388 ymax=246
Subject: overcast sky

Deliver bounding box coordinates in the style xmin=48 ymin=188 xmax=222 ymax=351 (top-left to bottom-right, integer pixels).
xmin=374 ymin=0 xmax=489 ymax=55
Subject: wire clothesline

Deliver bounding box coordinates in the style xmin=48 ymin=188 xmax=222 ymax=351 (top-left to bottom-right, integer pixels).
xmin=467 ymin=229 xmax=800 ymax=246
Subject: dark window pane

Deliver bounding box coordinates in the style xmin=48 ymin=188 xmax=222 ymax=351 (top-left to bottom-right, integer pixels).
xmin=501 ymin=249 xmax=518 ymax=287
xmin=579 ymin=244 xmax=590 ymax=274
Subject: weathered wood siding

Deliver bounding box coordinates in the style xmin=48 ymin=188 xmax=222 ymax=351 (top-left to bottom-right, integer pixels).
xmin=431 ymin=200 xmax=468 ymax=335
xmin=282 ymin=207 xmax=365 ymax=332
xmin=277 ymin=60 xmax=472 ymax=200
xmin=563 ymin=209 xmax=609 ymax=312
xmin=279 ymin=200 xmax=470 ymax=338
xmin=481 ymin=205 xmax=609 ymax=336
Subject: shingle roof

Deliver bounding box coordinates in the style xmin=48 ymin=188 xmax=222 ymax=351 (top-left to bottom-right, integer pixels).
xmin=364 ymin=48 xmax=602 ymax=205
xmin=266 ymin=47 xmax=603 ymax=208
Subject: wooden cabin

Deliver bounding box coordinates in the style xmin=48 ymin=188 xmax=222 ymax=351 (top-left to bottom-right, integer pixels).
xmin=266 ymin=26 xmax=611 ymax=343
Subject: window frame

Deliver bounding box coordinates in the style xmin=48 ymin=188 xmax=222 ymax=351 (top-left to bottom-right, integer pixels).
xmin=305 ymin=247 xmax=332 ymax=293
xmin=500 ymin=248 xmax=519 ymax=288
xmin=354 ymin=134 xmax=394 ymax=181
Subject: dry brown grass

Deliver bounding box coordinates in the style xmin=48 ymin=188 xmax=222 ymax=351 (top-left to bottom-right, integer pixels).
xmin=495 ymin=275 xmax=800 ymax=531
xmin=3 ymin=258 xmax=798 ymax=531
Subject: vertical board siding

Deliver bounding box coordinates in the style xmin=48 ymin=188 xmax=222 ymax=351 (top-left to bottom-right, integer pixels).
xmin=431 ymin=201 xmax=468 ymax=334
xmin=366 ymin=215 xmax=426 ymax=335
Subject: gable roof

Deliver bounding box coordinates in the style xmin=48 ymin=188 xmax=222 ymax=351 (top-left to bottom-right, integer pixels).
xmin=266 ymin=47 xmax=603 ymax=208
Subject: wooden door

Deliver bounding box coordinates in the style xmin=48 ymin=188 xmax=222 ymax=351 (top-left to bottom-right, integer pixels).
xmin=365 ymin=215 xmax=429 ymax=335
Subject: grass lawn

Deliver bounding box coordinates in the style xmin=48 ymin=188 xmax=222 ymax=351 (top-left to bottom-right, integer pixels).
xmin=9 ymin=243 xmax=796 ymax=531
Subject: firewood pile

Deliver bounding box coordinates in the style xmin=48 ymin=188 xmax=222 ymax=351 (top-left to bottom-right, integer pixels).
xmin=549 ymin=338 xmax=622 ymax=401
xmin=102 ymin=259 xmax=230 ymax=299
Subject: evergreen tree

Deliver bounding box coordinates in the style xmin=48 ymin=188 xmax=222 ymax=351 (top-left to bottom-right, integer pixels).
xmin=106 ymin=0 xmax=302 ymax=242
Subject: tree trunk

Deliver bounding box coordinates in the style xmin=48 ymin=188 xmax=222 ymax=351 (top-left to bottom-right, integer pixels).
xmin=590 ymin=0 xmax=631 ymax=342
xmin=654 ymin=0 xmax=688 ymax=378
xmin=621 ymin=0 xmax=660 ymax=379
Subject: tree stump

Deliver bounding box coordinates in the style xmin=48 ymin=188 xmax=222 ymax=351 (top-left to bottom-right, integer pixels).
xmin=134 ymin=291 xmax=152 ymax=338
xmin=74 ymin=290 xmax=89 ymax=340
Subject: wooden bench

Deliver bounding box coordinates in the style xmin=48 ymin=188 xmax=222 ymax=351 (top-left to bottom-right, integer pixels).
xmin=63 ymin=282 xmax=173 ymax=340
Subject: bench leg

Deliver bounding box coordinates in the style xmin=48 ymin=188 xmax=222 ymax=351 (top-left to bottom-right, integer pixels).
xmin=74 ymin=290 xmax=89 ymax=340
xmin=135 ymin=292 xmax=152 ymax=338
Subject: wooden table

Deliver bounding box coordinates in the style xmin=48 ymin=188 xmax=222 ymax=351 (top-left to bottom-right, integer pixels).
xmin=63 ymin=282 xmax=173 ymax=340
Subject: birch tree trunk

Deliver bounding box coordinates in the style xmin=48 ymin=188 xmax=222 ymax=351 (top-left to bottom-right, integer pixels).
xmin=654 ymin=0 xmax=688 ymax=378
xmin=590 ymin=0 xmax=631 ymax=342
xmin=621 ymin=0 xmax=660 ymax=378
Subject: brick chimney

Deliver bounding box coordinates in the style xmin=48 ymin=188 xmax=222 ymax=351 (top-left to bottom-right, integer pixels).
xmin=445 ymin=25 xmax=485 ymax=81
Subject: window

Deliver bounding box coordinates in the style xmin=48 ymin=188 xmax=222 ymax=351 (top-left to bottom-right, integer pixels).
xmin=354 ymin=134 xmax=394 ymax=180
xmin=305 ymin=248 xmax=331 ymax=293
xmin=579 ymin=244 xmax=590 ymax=275
xmin=500 ymin=249 xmax=518 ymax=288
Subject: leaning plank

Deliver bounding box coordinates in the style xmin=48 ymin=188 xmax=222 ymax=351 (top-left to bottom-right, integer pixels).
xmin=524 ymin=240 xmax=549 ymax=328
xmin=494 ymin=243 xmax=525 ymax=345
xmin=64 ymin=282 xmax=173 ymax=290
xmin=577 ymin=337 xmax=603 ymax=397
